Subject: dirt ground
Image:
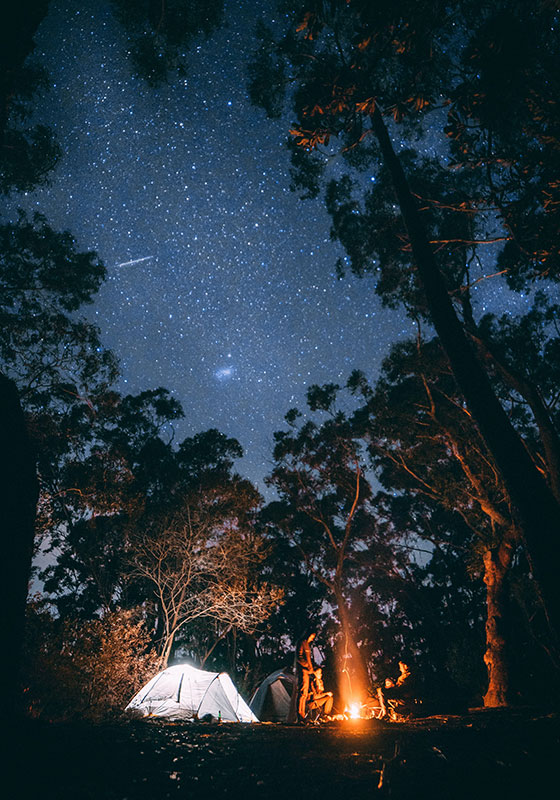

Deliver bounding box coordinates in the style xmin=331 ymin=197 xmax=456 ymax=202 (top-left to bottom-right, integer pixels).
xmin=10 ymin=709 xmax=559 ymax=799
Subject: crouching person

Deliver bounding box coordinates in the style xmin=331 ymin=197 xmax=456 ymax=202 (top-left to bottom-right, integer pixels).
xmin=307 ymin=668 xmax=334 ymax=720
xmin=379 ymin=661 xmax=416 ymax=720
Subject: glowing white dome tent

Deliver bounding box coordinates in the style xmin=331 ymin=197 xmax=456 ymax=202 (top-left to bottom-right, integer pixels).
xmin=126 ymin=663 xmax=258 ymax=723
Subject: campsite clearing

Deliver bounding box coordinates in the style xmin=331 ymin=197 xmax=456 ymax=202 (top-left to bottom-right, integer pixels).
xmin=11 ymin=709 xmax=559 ymax=799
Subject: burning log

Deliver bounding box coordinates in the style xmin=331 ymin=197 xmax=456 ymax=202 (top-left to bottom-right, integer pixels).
xmin=339 ymin=698 xmax=383 ymax=720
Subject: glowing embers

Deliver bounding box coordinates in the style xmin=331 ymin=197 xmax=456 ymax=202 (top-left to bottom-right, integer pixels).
xmin=341 ymin=700 xmax=370 ymax=720
xmin=339 ymin=697 xmax=384 ymax=720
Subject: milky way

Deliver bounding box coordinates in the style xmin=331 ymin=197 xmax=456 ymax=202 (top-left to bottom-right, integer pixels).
xmin=13 ymin=0 xmax=533 ymax=490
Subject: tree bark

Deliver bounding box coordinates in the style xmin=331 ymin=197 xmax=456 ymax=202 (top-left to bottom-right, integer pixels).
xmin=0 ymin=375 xmax=38 ymax=716
xmin=471 ymin=333 xmax=560 ymax=503
xmin=334 ymin=586 xmax=369 ymax=703
xmin=200 ymin=624 xmax=233 ymax=668
xmin=482 ymin=531 xmax=517 ymax=707
xmin=371 ymin=107 xmax=560 ymax=641
xmin=159 ymin=636 xmax=173 ymax=671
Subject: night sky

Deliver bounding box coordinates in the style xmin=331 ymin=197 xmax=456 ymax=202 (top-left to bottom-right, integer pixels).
xmin=12 ymin=0 xmax=535 ymax=489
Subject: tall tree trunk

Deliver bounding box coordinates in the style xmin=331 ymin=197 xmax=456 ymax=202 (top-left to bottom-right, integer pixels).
xmin=482 ymin=532 xmax=517 ymax=707
xmin=334 ymin=586 xmax=369 ymax=703
xmin=0 ymin=375 xmax=38 ymax=717
xmin=157 ymin=583 xmax=187 ymax=670
xmin=159 ymin=631 xmax=175 ymax=671
xmin=371 ymin=107 xmax=560 ymax=640
xmin=471 ymin=332 xmax=560 ymax=503
xmin=200 ymin=624 xmax=233 ymax=668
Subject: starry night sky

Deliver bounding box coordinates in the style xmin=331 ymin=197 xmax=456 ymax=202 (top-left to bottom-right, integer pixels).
xmin=13 ymin=0 xmax=535 ymax=489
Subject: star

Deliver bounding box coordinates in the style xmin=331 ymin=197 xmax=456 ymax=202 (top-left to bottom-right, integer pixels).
xmin=12 ymin=0 xmax=414 ymax=489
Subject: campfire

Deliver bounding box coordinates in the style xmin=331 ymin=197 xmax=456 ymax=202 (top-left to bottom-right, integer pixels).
xmin=337 ymin=691 xmax=388 ymax=721
xmin=335 ymin=658 xmax=398 ymax=720
xmin=338 ymin=698 xmax=379 ymax=720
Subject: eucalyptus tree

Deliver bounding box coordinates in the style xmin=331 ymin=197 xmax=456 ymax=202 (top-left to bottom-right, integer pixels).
xmin=38 ymin=387 xmax=184 ymax=618
xmin=349 ymin=321 xmax=559 ymax=705
xmin=0 ymin=210 xmax=113 ymax=707
xmin=38 ymin=414 xmax=241 ymax=618
xmin=39 ymin=411 xmax=284 ymax=679
xmin=264 ymin=388 xmax=408 ymax=699
xmin=129 ymin=477 xmax=282 ymax=670
xmin=0 ymin=210 xmax=119 ymax=617
xmin=249 ymin=0 xmax=560 ymax=635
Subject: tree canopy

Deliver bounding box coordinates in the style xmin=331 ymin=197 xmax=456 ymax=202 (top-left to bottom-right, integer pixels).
xmin=248 ymin=0 xmax=560 ymax=639
xmin=3 ymin=0 xmax=560 ymax=720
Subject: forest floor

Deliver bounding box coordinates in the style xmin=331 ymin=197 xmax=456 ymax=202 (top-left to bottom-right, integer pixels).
xmin=10 ymin=708 xmax=559 ymax=799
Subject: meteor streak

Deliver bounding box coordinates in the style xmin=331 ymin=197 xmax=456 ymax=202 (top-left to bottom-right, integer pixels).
xmin=116 ymin=256 xmax=154 ymax=268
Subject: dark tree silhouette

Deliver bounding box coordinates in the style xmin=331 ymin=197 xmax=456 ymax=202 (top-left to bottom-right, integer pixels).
xmin=0 ymin=1 xmax=60 ymax=194
xmin=351 ymin=339 xmax=522 ymax=705
xmin=0 ymin=374 xmax=38 ymax=716
xmin=249 ymin=0 xmax=560 ymax=637
xmin=264 ymin=391 xmax=395 ymax=702
xmin=0 ymin=211 xmax=114 ymax=713
xmin=111 ymin=0 xmax=224 ymax=85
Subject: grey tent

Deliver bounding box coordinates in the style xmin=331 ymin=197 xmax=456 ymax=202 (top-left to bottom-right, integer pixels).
xmin=249 ymin=669 xmax=296 ymax=722
xmin=126 ymin=663 xmax=258 ymax=722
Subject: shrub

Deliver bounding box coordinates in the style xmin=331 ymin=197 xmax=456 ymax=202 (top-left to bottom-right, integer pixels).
xmin=23 ymin=602 xmax=159 ymax=721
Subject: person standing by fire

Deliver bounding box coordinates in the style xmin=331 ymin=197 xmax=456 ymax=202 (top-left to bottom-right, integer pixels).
xmin=295 ymin=630 xmax=317 ymax=722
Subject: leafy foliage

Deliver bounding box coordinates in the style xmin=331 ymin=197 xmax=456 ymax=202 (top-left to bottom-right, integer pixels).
xmin=249 ymin=0 xmax=560 ymax=655
xmin=251 ymin=0 xmax=560 ymax=296
xmin=1 ymin=121 xmax=60 ymax=195
xmin=129 ymin=479 xmax=282 ymax=669
xmin=0 ymin=1 xmax=60 ymax=195
xmin=0 ymin=210 xmax=116 ymax=408
xmin=23 ymin=602 xmax=159 ymax=721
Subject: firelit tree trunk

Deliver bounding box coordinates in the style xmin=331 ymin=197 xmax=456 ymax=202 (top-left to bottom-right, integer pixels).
xmin=0 ymin=375 xmax=38 ymax=716
xmin=158 ymin=608 xmax=179 ymax=671
xmin=157 ymin=583 xmax=187 ymax=670
xmin=334 ymin=587 xmax=369 ymax=702
xmin=159 ymin=635 xmax=174 ymax=671
xmin=371 ymin=107 xmax=560 ymax=641
xmin=482 ymin=534 xmax=517 ymax=707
